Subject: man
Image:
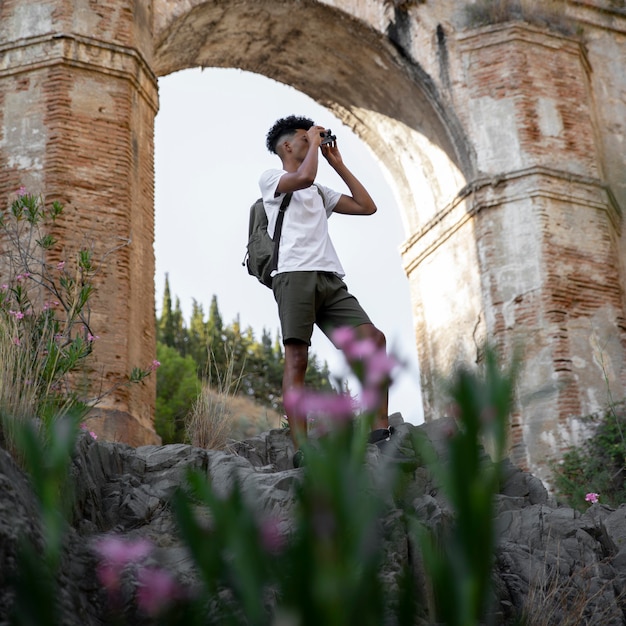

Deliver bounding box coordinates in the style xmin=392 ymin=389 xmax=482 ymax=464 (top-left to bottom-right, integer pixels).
xmin=259 ymin=115 xmax=391 ymax=464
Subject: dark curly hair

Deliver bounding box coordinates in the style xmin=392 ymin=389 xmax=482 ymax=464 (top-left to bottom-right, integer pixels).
xmin=266 ymin=115 xmax=314 ymax=154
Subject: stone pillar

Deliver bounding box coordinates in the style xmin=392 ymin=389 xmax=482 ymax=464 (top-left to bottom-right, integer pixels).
xmin=403 ymin=23 xmax=625 ymax=481
xmin=0 ymin=1 xmax=159 ymax=445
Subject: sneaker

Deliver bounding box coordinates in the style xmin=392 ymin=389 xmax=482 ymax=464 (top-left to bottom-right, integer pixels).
xmin=367 ymin=428 xmax=391 ymax=445
xmin=293 ymin=449 xmax=305 ymax=468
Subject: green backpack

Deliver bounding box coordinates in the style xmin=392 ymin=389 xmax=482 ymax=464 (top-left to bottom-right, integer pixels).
xmin=243 ymin=192 xmax=292 ymax=288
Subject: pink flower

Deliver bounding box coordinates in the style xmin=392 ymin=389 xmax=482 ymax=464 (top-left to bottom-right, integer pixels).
xmin=360 ymin=388 xmax=382 ymax=413
xmin=16 ymin=186 xmax=27 ymax=197
xmin=150 ymin=360 xmax=161 ymax=371
xmin=94 ymin=537 xmax=152 ymax=589
xmin=96 ymin=562 xmax=121 ymax=592
xmin=94 ymin=536 xmax=152 ymax=565
xmin=284 ymin=388 xmax=355 ymax=422
xmin=15 ymin=273 xmax=30 ymax=282
xmin=81 ymin=425 xmax=98 ymax=440
xmin=364 ymin=351 xmax=397 ymax=387
xmin=56 ymin=261 xmax=65 ymax=270
xmin=344 ymin=338 xmax=378 ymax=362
xmin=9 ymin=310 xmax=24 ymax=319
xmin=585 ymin=492 xmax=600 ymax=504
xmin=259 ymin=517 xmax=286 ymax=554
xmin=0 ymin=284 xmax=7 ymax=290
xmin=136 ymin=567 xmax=181 ymax=616
xmin=87 ymin=333 xmax=99 ymax=342
xmin=331 ymin=326 xmax=357 ymax=351
xmin=13 ymin=337 xmax=20 ymax=346
xmin=93 ymin=536 xmax=153 ymax=595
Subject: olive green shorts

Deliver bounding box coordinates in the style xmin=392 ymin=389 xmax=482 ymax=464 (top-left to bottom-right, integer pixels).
xmin=272 ymin=271 xmax=371 ymax=346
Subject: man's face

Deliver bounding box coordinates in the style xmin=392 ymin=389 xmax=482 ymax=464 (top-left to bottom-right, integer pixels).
xmin=287 ymin=128 xmax=310 ymax=159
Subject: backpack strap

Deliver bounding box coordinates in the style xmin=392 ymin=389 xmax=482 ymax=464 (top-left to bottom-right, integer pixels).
xmin=269 ymin=192 xmax=292 ymax=276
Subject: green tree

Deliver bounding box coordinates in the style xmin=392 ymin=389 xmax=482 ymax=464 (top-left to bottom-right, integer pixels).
xmin=154 ymin=283 xmax=333 ymax=427
xmin=187 ymin=298 xmax=209 ymax=373
xmin=156 ymin=274 xmax=176 ymax=347
xmin=206 ymin=294 xmax=226 ymax=379
xmin=155 ymin=342 xmax=199 ymax=443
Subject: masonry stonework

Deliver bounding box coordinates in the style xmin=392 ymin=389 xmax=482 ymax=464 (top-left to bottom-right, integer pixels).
xmin=1 ymin=0 xmax=625 ymax=482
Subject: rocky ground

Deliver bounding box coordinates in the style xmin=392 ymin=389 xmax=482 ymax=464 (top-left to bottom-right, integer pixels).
xmin=1 ymin=416 xmax=625 ymax=624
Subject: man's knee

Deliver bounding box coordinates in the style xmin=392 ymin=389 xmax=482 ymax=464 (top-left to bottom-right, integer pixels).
xmin=357 ymin=323 xmax=386 ymax=350
xmin=284 ymin=340 xmax=309 ymax=372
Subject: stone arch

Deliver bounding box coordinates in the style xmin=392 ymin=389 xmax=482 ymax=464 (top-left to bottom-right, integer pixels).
xmin=152 ymin=0 xmax=472 ymax=237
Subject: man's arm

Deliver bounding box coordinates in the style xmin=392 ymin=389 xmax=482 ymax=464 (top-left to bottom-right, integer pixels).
xmin=276 ymin=125 xmax=326 ymax=194
xmin=322 ymin=142 xmax=377 ymax=216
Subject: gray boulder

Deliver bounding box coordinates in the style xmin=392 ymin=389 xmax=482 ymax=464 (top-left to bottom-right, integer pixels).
xmin=1 ymin=418 xmax=626 ymax=624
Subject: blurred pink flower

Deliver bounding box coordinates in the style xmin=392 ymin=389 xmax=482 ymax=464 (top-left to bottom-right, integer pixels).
xmin=56 ymin=261 xmax=65 ymax=270
xmin=87 ymin=333 xmax=99 ymax=342
xmin=93 ymin=536 xmax=153 ymax=592
xmin=136 ymin=567 xmax=181 ymax=616
xmin=585 ymin=492 xmax=600 ymax=504
xmin=259 ymin=517 xmax=287 ymax=554
xmin=285 ymin=388 xmax=354 ymax=422
xmin=344 ymin=337 xmax=378 ymax=362
xmin=331 ymin=326 xmax=357 ymax=351
xmin=360 ymin=388 xmax=382 ymax=413
xmin=364 ymin=351 xmax=397 ymax=387
xmin=16 ymin=186 xmax=27 ymax=197
xmin=96 ymin=562 xmax=120 ymax=592
xmin=150 ymin=359 xmax=161 ymax=371
xmin=94 ymin=536 xmax=152 ymax=566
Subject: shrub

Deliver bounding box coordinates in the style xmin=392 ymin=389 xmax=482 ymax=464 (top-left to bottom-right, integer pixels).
xmin=0 ymin=188 xmax=95 ymax=450
xmin=551 ymin=402 xmax=626 ymax=509
xmin=0 ymin=186 xmax=158 ymax=452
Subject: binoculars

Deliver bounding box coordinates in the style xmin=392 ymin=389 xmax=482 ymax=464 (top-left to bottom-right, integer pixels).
xmin=320 ymin=129 xmax=336 ymax=145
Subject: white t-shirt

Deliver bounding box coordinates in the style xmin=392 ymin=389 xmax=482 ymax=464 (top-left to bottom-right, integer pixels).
xmin=259 ymin=168 xmax=344 ymax=276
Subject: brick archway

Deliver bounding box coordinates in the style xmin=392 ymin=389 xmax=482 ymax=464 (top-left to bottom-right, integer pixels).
xmin=2 ymin=1 xmax=626 ymax=482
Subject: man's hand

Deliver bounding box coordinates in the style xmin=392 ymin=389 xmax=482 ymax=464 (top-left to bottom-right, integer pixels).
xmin=307 ymin=125 xmax=326 ymax=149
xmin=321 ymin=140 xmax=344 ymax=169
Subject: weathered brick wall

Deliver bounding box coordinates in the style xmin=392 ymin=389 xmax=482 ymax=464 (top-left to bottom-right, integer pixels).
xmin=0 ymin=0 xmax=159 ymax=444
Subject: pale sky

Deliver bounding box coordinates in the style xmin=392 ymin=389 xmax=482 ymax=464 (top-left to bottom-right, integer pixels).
xmin=154 ymin=68 xmax=424 ymax=424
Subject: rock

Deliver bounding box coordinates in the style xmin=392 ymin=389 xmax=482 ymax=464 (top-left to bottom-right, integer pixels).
xmin=2 ymin=422 xmax=626 ymax=624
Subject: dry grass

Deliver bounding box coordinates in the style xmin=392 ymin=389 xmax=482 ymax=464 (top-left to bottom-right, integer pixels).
xmin=186 ymin=382 xmax=234 ymax=450
xmin=517 ymin=546 xmax=625 ymax=625
xmin=185 ymin=348 xmax=282 ymax=450
xmin=187 ymin=389 xmax=282 ymax=450
xmin=463 ymin=0 xmax=578 ymax=36
xmin=220 ymin=393 xmax=283 ymax=441
xmin=0 ymin=313 xmax=47 ymax=452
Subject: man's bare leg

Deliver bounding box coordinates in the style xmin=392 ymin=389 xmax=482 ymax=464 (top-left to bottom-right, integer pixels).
xmin=283 ymin=340 xmax=309 ymax=447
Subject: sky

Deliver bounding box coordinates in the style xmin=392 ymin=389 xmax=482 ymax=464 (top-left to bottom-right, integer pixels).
xmin=154 ymin=67 xmax=424 ymax=424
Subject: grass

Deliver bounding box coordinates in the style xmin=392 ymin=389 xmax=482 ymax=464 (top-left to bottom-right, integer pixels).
xmin=185 ymin=348 xmax=246 ymax=450
xmin=0 ymin=314 xmax=45 ymax=451
xmin=518 ymin=547 xmax=624 ymax=625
